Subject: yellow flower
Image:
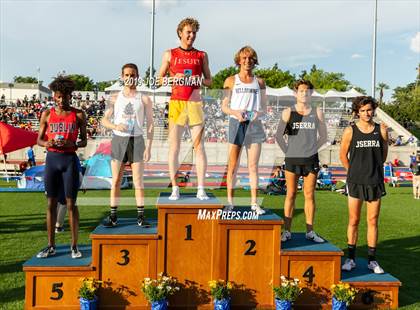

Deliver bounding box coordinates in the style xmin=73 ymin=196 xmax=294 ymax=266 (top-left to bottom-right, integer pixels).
xmin=227 ymin=282 xmax=233 ymax=290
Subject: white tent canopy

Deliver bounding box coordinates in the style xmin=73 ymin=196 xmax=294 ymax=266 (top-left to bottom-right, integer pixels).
xmin=343 ymin=88 xmax=364 ymax=98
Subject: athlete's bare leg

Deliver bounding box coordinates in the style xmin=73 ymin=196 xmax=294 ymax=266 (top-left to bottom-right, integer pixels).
xmin=284 ymin=171 xmax=299 ymax=231
xmin=302 ymin=172 xmax=317 ymax=233
xmin=226 ymin=144 xmax=242 ymax=205
xmin=347 ymin=196 xmax=363 ymax=245
xmin=246 ymin=143 xmax=262 ymax=205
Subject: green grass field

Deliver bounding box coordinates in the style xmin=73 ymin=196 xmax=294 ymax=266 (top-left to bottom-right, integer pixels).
xmin=1 ymin=182 xmax=419 ymax=309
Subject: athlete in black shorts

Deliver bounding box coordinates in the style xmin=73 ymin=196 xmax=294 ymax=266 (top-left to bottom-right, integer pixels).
xmin=36 ymin=76 xmax=87 ymax=259
xmin=340 ymin=96 xmax=388 ymax=274
xmin=275 ymin=80 xmax=327 ymax=243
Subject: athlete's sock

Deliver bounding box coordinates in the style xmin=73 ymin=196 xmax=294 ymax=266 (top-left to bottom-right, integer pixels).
xmin=137 ymin=206 xmax=144 ymax=218
xmin=348 ymin=244 xmax=356 ymax=260
xmin=368 ymin=246 xmax=376 ymax=262
xmin=110 ymin=206 xmax=117 ymax=220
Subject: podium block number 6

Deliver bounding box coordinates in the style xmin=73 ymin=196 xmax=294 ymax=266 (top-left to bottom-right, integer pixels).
xmin=117 ymin=249 xmax=130 ymax=266
xmin=50 ymin=282 xmax=63 ymax=300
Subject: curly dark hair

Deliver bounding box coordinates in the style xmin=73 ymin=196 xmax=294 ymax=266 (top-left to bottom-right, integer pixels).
xmin=294 ymin=79 xmax=314 ymax=91
xmin=352 ymin=96 xmax=378 ymax=115
xmin=49 ymin=76 xmax=75 ymax=97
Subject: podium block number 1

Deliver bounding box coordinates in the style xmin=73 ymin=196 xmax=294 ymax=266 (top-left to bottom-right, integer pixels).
xmin=185 ymin=224 xmax=193 ymax=241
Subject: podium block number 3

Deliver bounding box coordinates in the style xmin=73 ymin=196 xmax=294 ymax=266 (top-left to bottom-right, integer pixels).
xmin=50 ymin=282 xmax=63 ymax=300
xmin=244 ymin=240 xmax=257 ymax=255
xmin=117 ymin=249 xmax=130 ymax=266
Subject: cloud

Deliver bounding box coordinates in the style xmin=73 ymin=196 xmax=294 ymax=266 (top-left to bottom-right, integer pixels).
xmin=410 ymin=32 xmax=420 ymax=53
xmin=351 ymin=54 xmax=365 ymax=59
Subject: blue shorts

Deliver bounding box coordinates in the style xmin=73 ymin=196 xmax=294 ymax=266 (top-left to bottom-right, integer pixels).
xmin=44 ymin=152 xmax=79 ymax=200
xmin=228 ymin=118 xmax=265 ymax=146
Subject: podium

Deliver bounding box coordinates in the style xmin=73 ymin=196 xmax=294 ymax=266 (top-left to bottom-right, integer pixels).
xmin=23 ymin=192 xmax=401 ymax=309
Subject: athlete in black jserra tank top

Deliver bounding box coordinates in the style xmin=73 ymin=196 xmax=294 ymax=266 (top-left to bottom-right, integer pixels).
xmin=340 ymin=96 xmax=388 ymax=274
xmin=275 ymin=80 xmax=327 ymax=244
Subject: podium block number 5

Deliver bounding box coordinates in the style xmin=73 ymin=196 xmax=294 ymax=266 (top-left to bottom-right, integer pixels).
xmin=117 ymin=249 xmax=130 ymax=266
xmin=244 ymin=240 xmax=257 ymax=255
xmin=50 ymin=282 xmax=63 ymax=300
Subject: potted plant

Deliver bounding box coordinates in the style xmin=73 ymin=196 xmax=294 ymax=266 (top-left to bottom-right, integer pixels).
xmin=272 ymin=276 xmax=301 ymax=310
xmin=331 ymin=282 xmax=357 ymax=310
xmin=78 ymin=277 xmax=102 ymax=310
xmin=141 ymin=273 xmax=179 ymax=310
xmin=208 ymin=279 xmax=233 ymax=310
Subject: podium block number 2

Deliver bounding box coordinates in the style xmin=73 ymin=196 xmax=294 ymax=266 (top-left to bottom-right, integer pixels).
xmin=117 ymin=249 xmax=130 ymax=266
xmin=244 ymin=239 xmax=257 ymax=256
xmin=50 ymin=282 xmax=63 ymax=300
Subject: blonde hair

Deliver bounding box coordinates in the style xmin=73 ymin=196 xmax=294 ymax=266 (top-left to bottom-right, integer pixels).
xmin=177 ymin=18 xmax=200 ymax=38
xmin=234 ymin=46 xmax=259 ymax=66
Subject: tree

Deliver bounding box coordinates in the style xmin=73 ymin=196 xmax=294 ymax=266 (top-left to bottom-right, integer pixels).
xmin=376 ymin=82 xmax=389 ymax=105
xmin=67 ymin=74 xmax=94 ymax=91
xmin=254 ymin=65 xmax=295 ymax=88
xmin=13 ymin=76 xmax=38 ymax=84
xmin=353 ymin=86 xmax=367 ymax=95
xmin=302 ymin=65 xmax=350 ymax=92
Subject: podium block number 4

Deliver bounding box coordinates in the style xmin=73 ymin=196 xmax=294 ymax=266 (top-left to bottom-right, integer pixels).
xmin=50 ymin=282 xmax=64 ymax=300
xmin=303 ymin=266 xmax=315 ymax=284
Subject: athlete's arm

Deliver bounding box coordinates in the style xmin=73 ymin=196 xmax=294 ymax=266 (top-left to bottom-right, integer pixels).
xmin=339 ymin=126 xmax=353 ymax=171
xmin=101 ymin=95 xmax=126 ymax=132
xmin=255 ymin=78 xmax=267 ymax=120
xmin=380 ymin=123 xmax=389 ymax=163
xmin=143 ymin=94 xmax=154 ymax=162
xmin=37 ymin=110 xmax=53 ymax=148
xmin=201 ymin=52 xmax=212 ymax=87
xmin=316 ymin=106 xmax=328 ymax=150
xmin=75 ymin=110 xmax=87 ymax=148
xmin=221 ymin=76 xmax=245 ymax=122
xmin=275 ymin=107 xmax=290 ymax=153
xmin=157 ymin=50 xmax=171 ymax=86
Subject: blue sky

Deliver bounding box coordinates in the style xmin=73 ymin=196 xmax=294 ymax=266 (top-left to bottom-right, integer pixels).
xmin=1 ymin=0 xmax=419 ymax=100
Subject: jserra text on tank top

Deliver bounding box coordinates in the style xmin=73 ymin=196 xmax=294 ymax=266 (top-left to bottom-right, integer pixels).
xmin=113 ymin=91 xmax=144 ymax=137
xmin=230 ymin=74 xmax=261 ymax=120
xmin=46 ymin=107 xmax=78 ymax=153
xmin=347 ymin=123 xmax=384 ymax=184
xmin=169 ymin=47 xmax=204 ymax=101
xmin=284 ymin=106 xmax=319 ymax=164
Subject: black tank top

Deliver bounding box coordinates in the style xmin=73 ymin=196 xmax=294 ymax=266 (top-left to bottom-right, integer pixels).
xmin=347 ymin=123 xmax=384 ymax=184
xmin=284 ymin=107 xmax=319 ymax=165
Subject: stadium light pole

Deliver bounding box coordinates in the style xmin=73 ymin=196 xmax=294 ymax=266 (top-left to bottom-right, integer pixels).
xmin=150 ymin=0 xmax=156 ymax=103
xmin=371 ymin=0 xmax=378 ymax=98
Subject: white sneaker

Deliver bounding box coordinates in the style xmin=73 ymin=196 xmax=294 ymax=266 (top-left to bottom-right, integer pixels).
xmin=224 ymin=204 xmax=234 ymax=211
xmin=281 ymin=230 xmax=292 ymax=242
xmin=368 ymin=260 xmax=384 ymax=274
xmin=342 ymin=258 xmax=356 ymax=271
xmin=71 ymin=246 xmax=82 ymax=259
xmin=305 ymin=231 xmax=325 ymax=243
xmin=168 ymin=186 xmax=180 ymax=200
xmin=251 ymin=203 xmax=266 ymax=215
xmin=196 ymin=188 xmax=209 ymax=200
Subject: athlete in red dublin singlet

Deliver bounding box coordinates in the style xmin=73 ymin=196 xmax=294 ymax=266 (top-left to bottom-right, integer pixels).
xmin=37 ymin=76 xmax=87 ymax=259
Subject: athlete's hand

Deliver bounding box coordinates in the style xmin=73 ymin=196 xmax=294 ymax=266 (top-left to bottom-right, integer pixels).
xmin=45 ymin=140 xmax=55 ymax=148
xmin=114 ymin=123 xmax=128 ymax=132
xmin=143 ymin=147 xmax=151 ymax=162
xmin=54 ymin=139 xmax=65 ymax=148
xmin=380 ymin=123 xmax=388 ymax=131
xmin=233 ymin=110 xmax=246 ymax=122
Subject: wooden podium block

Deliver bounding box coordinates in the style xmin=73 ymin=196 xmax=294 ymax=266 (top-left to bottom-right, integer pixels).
xmin=341 ymin=258 xmax=401 ymax=309
xmin=90 ymin=218 xmax=158 ymax=308
xmin=157 ymin=193 xmax=222 ymax=308
xmin=23 ymin=245 xmax=94 ymax=310
xmin=216 ymin=207 xmax=283 ymax=308
xmin=280 ymin=233 xmax=343 ymax=308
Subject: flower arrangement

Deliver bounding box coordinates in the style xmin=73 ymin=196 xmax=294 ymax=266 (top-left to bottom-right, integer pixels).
xmin=141 ymin=273 xmax=180 ymax=303
xmin=331 ymin=283 xmax=357 ymax=306
xmin=78 ymin=277 xmax=102 ymax=300
xmin=208 ymin=279 xmax=233 ymax=300
xmin=272 ymin=276 xmax=302 ymax=302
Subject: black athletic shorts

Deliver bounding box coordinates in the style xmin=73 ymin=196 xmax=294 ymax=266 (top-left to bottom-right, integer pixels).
xmin=347 ymin=181 xmax=386 ymax=201
xmin=228 ymin=118 xmax=266 ymax=146
xmin=111 ymin=135 xmax=145 ymax=163
xmin=284 ymin=160 xmax=320 ymax=177
xmin=44 ymin=151 xmax=79 ymax=200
